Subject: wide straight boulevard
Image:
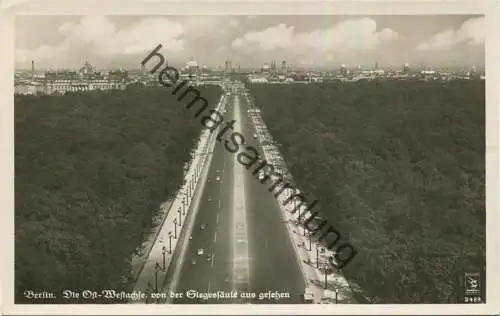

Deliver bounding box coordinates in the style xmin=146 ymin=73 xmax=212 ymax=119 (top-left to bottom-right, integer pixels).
xmin=158 ymin=83 xmax=306 ymax=304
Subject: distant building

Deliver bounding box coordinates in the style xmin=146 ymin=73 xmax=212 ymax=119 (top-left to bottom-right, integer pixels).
xmin=270 ymin=60 xmax=277 ymax=74
xmin=79 ymin=61 xmax=95 ymax=75
xmin=185 ymin=57 xmax=199 ymax=75
xmin=44 ymin=70 xmax=77 ymax=81
xmin=262 ymin=63 xmax=270 ymax=73
xmin=421 ymin=67 xmax=436 ymax=76
xmin=403 ymin=63 xmax=410 ymax=73
xmin=21 ymin=61 xmax=129 ymax=95
xmin=224 ymin=60 xmax=233 ymax=73
xmin=468 ymin=65 xmax=481 ymax=79
xmin=107 ymin=70 xmax=129 ymax=82
xmin=281 ymin=60 xmax=287 ymax=75
xmin=202 ymin=65 xmax=208 ymax=72
xmin=247 ymin=75 xmax=269 ymax=83
xmin=340 ymin=64 xmax=348 ymax=76
xmin=31 ymin=60 xmax=35 ymax=81
xmin=14 ymin=83 xmax=37 ymax=95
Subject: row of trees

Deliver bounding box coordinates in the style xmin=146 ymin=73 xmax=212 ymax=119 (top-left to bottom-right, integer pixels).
xmin=15 ymin=85 xmax=222 ymax=303
xmin=249 ymin=80 xmax=485 ymax=303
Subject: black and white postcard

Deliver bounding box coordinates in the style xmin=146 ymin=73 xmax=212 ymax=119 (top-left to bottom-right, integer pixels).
xmin=1 ymin=0 xmax=498 ymax=315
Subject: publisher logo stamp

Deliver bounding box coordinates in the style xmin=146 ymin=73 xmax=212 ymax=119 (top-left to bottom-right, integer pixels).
xmin=463 ymin=272 xmax=482 ymax=303
xmin=465 ymin=272 xmax=480 ymax=294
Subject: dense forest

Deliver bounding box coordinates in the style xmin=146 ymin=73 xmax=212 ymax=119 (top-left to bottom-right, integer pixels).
xmin=249 ymin=80 xmax=485 ymax=303
xmin=15 ymin=85 xmax=222 ymax=303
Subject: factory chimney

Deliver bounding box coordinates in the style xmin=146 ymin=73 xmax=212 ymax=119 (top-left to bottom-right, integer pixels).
xmin=31 ymin=60 xmax=35 ymax=81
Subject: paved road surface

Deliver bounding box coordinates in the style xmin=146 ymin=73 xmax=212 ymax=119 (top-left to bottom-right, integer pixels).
xmin=163 ymin=87 xmax=305 ymax=304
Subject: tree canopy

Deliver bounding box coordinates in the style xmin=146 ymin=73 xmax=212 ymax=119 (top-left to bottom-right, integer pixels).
xmin=15 ymin=85 xmax=222 ymax=303
xmin=249 ymin=80 xmax=485 ymax=303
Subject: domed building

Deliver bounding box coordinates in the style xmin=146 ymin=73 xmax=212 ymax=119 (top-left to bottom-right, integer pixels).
xmin=79 ymin=61 xmax=95 ymax=75
xmin=340 ymin=63 xmax=348 ymax=75
xmin=403 ymin=62 xmax=410 ymax=73
xmin=78 ymin=61 xmax=105 ymax=81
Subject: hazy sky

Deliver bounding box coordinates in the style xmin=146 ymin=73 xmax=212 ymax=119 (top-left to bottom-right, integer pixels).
xmin=15 ymin=15 xmax=485 ymax=70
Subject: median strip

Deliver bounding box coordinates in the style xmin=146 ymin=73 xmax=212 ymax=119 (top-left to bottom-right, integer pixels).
xmin=231 ymin=95 xmax=251 ymax=291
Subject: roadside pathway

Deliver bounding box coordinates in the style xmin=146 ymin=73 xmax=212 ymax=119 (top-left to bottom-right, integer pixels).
xmin=129 ymin=93 xmax=227 ymax=303
xmin=246 ymin=94 xmax=360 ymax=304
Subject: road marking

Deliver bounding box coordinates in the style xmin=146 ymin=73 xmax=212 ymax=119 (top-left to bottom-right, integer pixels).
xmin=211 ymin=254 xmax=215 ymax=267
xmin=233 ymin=256 xmax=252 ymax=261
xmin=219 ymin=199 xmax=221 ymax=208
xmin=231 ymin=94 xmax=250 ymax=290
xmin=216 ymin=213 xmax=220 ymax=225
xmin=214 ymin=231 xmax=217 ymax=242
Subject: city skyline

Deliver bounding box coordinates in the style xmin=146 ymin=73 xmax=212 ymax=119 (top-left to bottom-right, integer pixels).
xmin=15 ymin=15 xmax=485 ymax=70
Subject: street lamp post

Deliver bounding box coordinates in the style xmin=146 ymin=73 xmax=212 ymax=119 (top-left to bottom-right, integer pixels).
xmin=308 ymin=232 xmax=312 ymax=251
xmin=296 ymin=197 xmax=300 ymax=225
xmin=317 ymin=247 xmax=324 ymax=268
xmin=168 ymin=232 xmax=172 ymax=254
xmin=145 ymin=287 xmax=150 ymax=304
xmin=324 ymin=268 xmax=328 ymax=289
xmin=329 ymin=251 xmax=337 ymax=268
xmin=316 ymin=247 xmax=319 ymax=268
xmin=182 ymin=197 xmax=186 ymax=215
xmin=162 ymin=246 xmax=167 ymax=270
xmin=173 ymin=219 xmax=178 ymax=239
xmin=154 ymin=263 xmax=160 ymax=292
xmin=178 ymin=208 xmax=182 ymax=226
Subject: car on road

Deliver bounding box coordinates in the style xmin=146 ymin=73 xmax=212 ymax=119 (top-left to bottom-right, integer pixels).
xmin=216 ymin=175 xmax=221 ymax=181
xmin=253 ymin=133 xmax=257 ymax=139
xmin=258 ymin=172 xmax=265 ymax=180
xmin=200 ymin=224 xmax=207 ymax=230
xmin=197 ymin=248 xmax=204 ymax=256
